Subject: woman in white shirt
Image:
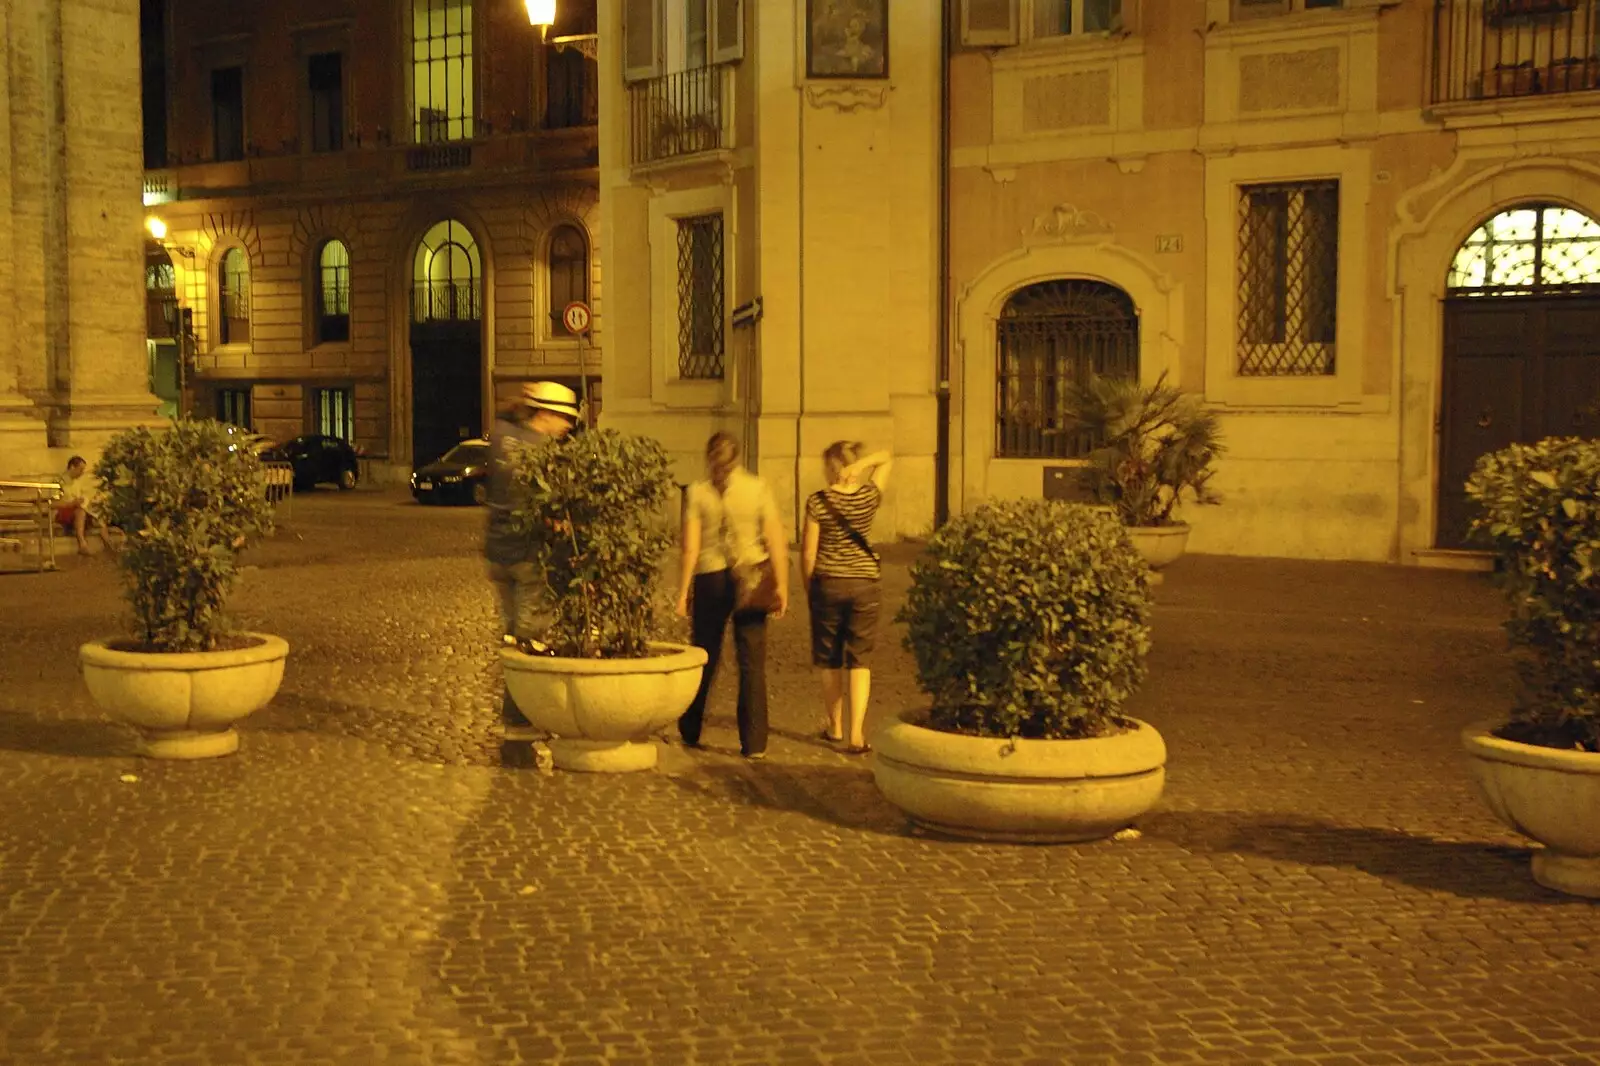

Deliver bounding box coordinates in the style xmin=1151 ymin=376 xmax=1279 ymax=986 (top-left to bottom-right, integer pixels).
xmin=673 ymin=433 xmax=790 ymax=759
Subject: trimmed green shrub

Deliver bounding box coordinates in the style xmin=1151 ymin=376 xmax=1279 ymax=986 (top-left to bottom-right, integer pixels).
xmin=898 ymin=500 xmax=1153 ymax=739
xmin=1062 ymin=373 xmax=1224 ymax=528
xmin=1467 ymin=436 xmax=1600 ymax=752
xmin=506 ymin=427 xmax=676 ymax=659
xmin=92 ymin=420 xmax=275 ymax=652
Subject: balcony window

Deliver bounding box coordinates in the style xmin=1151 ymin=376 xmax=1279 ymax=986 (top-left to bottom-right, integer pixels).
xmin=317 ymin=240 xmax=351 ymax=343
xmin=308 ymin=52 xmax=344 ymax=153
xmin=412 ymin=220 xmax=482 ymax=322
xmin=211 ymin=66 xmax=244 ymax=162
xmin=548 ymin=225 xmax=589 ymax=336
xmin=412 ymin=0 xmax=474 ymax=143
xmin=1432 ymin=0 xmax=1600 ymax=103
xmin=218 ymin=247 xmax=251 ymax=346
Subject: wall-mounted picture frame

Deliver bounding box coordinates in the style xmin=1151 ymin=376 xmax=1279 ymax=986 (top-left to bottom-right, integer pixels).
xmin=806 ymin=0 xmax=889 ymax=80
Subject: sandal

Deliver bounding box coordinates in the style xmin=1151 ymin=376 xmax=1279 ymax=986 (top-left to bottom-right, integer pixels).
xmin=818 ymin=728 xmax=844 ymax=743
xmin=843 ymin=743 xmax=872 ymax=756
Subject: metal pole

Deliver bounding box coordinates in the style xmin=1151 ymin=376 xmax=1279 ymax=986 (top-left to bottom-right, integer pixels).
xmin=578 ymin=326 xmax=590 ymax=427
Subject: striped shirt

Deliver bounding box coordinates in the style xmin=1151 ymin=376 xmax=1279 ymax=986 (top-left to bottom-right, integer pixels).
xmin=807 ymin=484 xmax=881 ymax=579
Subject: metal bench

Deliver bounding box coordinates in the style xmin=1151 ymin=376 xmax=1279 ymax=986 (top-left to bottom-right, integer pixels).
xmin=0 ymin=479 xmax=63 ymax=573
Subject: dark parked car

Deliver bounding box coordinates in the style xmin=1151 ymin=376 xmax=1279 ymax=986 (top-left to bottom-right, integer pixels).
xmin=278 ymin=434 xmax=360 ymax=491
xmin=411 ymin=438 xmax=491 ymax=505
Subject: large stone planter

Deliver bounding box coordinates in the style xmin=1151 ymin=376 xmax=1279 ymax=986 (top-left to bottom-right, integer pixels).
xmin=1462 ymin=720 xmax=1600 ymax=898
xmin=872 ymin=710 xmax=1167 ymax=843
xmin=80 ymin=634 xmax=290 ymax=759
xmin=1126 ymin=524 xmax=1190 ymax=583
xmin=500 ymin=641 xmax=708 ymax=772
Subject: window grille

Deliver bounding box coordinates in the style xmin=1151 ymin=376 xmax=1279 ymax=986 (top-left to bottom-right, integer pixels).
xmin=308 ymin=52 xmax=344 ymax=152
xmin=411 ymin=0 xmax=475 ymax=143
xmin=548 ymin=225 xmax=589 ymax=335
xmin=317 ymin=240 xmax=351 ymax=343
xmin=1447 ymin=204 xmax=1600 ymax=296
xmin=676 ymin=214 xmax=725 ymax=380
xmin=1237 ymin=180 xmax=1338 ymax=376
xmin=316 ymin=388 xmax=354 ymax=441
xmin=995 ymin=280 xmax=1140 ymax=459
xmin=211 ymin=66 xmax=244 ymax=162
xmin=219 ymin=247 xmax=251 ymax=346
xmin=411 ymin=220 xmax=482 ymax=322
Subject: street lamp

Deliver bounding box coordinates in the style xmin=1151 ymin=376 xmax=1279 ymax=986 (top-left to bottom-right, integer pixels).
xmin=146 ymin=216 xmax=168 ymax=240
xmin=525 ymin=0 xmax=555 ymax=39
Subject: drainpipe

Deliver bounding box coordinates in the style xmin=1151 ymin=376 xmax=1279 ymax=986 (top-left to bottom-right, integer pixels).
xmin=933 ymin=0 xmax=953 ymax=528
xmin=795 ymin=78 xmax=807 ymax=535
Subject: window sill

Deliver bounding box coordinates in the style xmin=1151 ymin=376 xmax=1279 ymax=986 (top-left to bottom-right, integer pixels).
xmin=992 ymin=32 xmax=1144 ymax=70
xmin=630 ymin=147 xmax=736 ymax=183
xmin=1207 ymin=5 xmax=1381 ymax=41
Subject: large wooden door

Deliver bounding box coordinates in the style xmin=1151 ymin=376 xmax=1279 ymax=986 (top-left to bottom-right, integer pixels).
xmin=410 ymin=321 xmax=482 ymax=468
xmin=1438 ymin=296 xmax=1600 ymax=548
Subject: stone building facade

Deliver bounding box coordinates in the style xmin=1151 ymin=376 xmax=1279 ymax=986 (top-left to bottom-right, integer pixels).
xmin=142 ymin=0 xmax=600 ymax=480
xmin=598 ymin=0 xmax=1600 ymax=562
xmin=0 ymin=0 xmax=162 ymax=477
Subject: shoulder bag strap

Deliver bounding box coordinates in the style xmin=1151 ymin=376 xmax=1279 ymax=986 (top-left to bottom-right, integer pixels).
xmin=816 ymin=490 xmax=880 ymax=562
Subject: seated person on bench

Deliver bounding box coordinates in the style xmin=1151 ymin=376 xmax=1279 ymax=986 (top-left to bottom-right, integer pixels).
xmin=56 ymin=456 xmax=114 ymax=555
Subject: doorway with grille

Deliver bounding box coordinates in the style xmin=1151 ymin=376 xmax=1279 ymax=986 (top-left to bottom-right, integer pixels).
xmin=1438 ymin=203 xmax=1600 ymax=549
xmin=995 ymin=279 xmax=1140 ymax=461
xmin=410 ymin=220 xmax=484 ymax=468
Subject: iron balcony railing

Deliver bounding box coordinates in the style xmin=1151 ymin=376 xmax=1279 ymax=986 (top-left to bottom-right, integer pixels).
xmin=411 ymin=280 xmax=482 ymax=323
xmin=1433 ymin=0 xmax=1600 ymax=103
xmin=629 ymin=65 xmax=727 ymax=167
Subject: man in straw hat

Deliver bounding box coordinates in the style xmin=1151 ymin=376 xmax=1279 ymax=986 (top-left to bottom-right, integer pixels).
xmin=485 ymin=380 xmax=580 ymax=740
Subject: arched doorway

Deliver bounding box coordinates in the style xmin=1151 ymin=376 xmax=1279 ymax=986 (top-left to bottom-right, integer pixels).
xmin=410 ymin=219 xmax=483 ymax=467
xmin=1437 ymin=203 xmax=1600 ymax=547
xmin=994 ymin=279 xmax=1139 ymax=459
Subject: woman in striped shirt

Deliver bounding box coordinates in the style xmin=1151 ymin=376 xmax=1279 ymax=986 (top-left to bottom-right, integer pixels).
xmin=801 ymin=441 xmax=893 ymax=755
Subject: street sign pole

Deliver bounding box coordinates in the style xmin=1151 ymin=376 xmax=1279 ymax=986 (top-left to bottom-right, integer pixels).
xmin=562 ymin=301 xmax=594 ymax=427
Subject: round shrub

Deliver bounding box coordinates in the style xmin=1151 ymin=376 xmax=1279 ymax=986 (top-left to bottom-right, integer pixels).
xmin=898 ymin=500 xmax=1152 ymax=740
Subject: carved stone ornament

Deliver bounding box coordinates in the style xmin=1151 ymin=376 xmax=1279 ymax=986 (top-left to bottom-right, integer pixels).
xmin=1025 ymin=203 xmax=1113 ymax=244
xmin=803 ymin=83 xmax=891 ymax=113
xmin=550 ymin=34 xmax=598 ymax=61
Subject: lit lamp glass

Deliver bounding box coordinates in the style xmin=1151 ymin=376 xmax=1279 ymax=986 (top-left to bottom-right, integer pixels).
xmin=146 ymin=217 xmax=168 ymax=240
xmin=525 ymin=0 xmax=555 ymax=36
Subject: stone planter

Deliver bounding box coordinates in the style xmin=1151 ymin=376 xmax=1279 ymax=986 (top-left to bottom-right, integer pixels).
xmin=872 ymin=710 xmax=1167 ymax=843
xmin=1126 ymin=524 xmax=1190 ymax=576
xmin=1461 ymin=720 xmax=1600 ymax=898
xmin=500 ymin=641 xmax=708 ymax=772
xmin=80 ymin=633 xmax=290 ymax=759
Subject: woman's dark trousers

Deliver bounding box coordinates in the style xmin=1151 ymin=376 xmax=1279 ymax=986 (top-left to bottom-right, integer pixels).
xmin=678 ymin=569 xmax=769 ymax=756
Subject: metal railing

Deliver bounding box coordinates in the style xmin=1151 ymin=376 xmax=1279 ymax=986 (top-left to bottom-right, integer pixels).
xmin=261 ymin=461 xmax=294 ymax=521
xmin=629 ymin=65 xmax=727 ymax=167
xmin=411 ymin=280 xmax=483 ymax=323
xmin=1433 ymin=0 xmax=1600 ymax=103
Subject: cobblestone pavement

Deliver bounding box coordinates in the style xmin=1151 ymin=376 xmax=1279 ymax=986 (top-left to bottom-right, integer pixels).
xmin=1 ymin=490 xmax=1596 ymax=1065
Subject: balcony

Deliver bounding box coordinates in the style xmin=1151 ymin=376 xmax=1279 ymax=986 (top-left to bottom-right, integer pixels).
xmin=628 ymin=65 xmax=728 ymax=168
xmin=410 ymin=281 xmax=483 ymax=324
xmin=1433 ymin=0 xmax=1600 ymax=103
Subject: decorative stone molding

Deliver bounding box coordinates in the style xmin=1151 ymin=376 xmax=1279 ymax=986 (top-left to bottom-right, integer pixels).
xmin=984 ymin=165 xmax=1017 ymax=184
xmin=550 ymin=34 xmax=598 ymax=61
xmin=803 ymin=83 xmax=891 ymax=113
xmin=1024 ymin=203 xmax=1113 ymax=246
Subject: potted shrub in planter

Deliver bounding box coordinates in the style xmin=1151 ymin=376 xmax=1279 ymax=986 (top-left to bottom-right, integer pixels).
xmin=1461 ymin=436 xmax=1600 ymax=897
xmin=498 ymin=428 xmax=707 ymax=773
xmin=875 ymin=500 xmax=1164 ymax=842
xmin=80 ymin=420 xmax=285 ymax=760
xmin=1062 ymin=373 xmax=1224 ymax=579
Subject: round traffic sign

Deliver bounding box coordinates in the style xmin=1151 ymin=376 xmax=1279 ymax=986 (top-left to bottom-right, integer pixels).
xmin=562 ymin=301 xmax=592 ymax=335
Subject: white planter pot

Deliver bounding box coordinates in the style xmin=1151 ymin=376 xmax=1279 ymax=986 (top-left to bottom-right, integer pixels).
xmin=1461 ymin=720 xmax=1600 ymax=898
xmin=79 ymin=633 xmax=289 ymax=759
xmin=501 ymin=641 xmax=708 ymax=772
xmin=1126 ymin=524 xmax=1190 ymax=579
xmin=872 ymin=710 xmax=1167 ymax=843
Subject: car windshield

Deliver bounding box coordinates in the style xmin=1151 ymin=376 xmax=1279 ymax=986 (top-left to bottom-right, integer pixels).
xmin=441 ymin=444 xmax=490 ymax=466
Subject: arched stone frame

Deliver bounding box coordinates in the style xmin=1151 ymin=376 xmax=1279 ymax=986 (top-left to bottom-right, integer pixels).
xmin=1390 ymin=157 xmax=1600 ymax=559
xmin=384 ymin=202 xmax=496 ymax=468
xmin=198 ymin=212 xmax=261 ymax=353
xmin=291 ymin=204 xmax=360 ymax=351
xmin=953 ymin=237 xmax=1185 ymax=512
xmin=526 ymin=186 xmax=602 ymax=349
xmin=538 ymin=218 xmax=593 ymax=344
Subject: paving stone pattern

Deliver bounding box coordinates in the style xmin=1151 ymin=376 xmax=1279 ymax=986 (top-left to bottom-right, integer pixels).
xmin=0 ymin=491 xmax=1596 ymax=1065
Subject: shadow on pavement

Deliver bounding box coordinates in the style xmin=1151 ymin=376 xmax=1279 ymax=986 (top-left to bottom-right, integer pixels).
xmin=1144 ymin=809 xmax=1561 ymax=903
xmin=660 ymin=759 xmax=912 ymax=839
xmin=0 ymin=711 xmax=134 ymax=758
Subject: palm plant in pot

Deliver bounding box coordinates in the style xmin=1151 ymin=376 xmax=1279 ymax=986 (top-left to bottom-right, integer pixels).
xmin=874 ymin=499 xmax=1165 ymax=842
xmin=1061 ymin=372 xmax=1224 ymax=577
xmin=80 ymin=419 xmax=286 ymax=759
xmin=498 ymin=428 xmax=707 ymax=773
xmin=1461 ymin=436 xmax=1600 ymax=897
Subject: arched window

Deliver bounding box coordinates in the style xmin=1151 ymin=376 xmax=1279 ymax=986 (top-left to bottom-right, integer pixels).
xmin=412 ymin=220 xmax=481 ymax=321
xmin=316 ymin=239 xmax=351 ymax=343
xmin=218 ymin=247 xmax=250 ymax=345
xmin=1447 ymin=204 xmax=1600 ymax=295
xmin=548 ymin=224 xmax=588 ymax=336
xmin=996 ymin=279 xmax=1139 ymax=459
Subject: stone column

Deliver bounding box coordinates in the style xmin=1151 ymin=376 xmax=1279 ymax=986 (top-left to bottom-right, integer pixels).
xmin=47 ymin=0 xmax=161 ymax=450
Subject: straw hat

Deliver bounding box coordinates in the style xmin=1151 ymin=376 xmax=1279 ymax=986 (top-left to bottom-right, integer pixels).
xmin=520 ymin=380 xmax=580 ymax=420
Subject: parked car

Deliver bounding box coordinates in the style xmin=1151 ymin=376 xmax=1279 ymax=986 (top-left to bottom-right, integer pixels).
xmin=278 ymin=435 xmax=361 ymax=492
xmin=412 ymin=438 xmax=492 ymax=505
